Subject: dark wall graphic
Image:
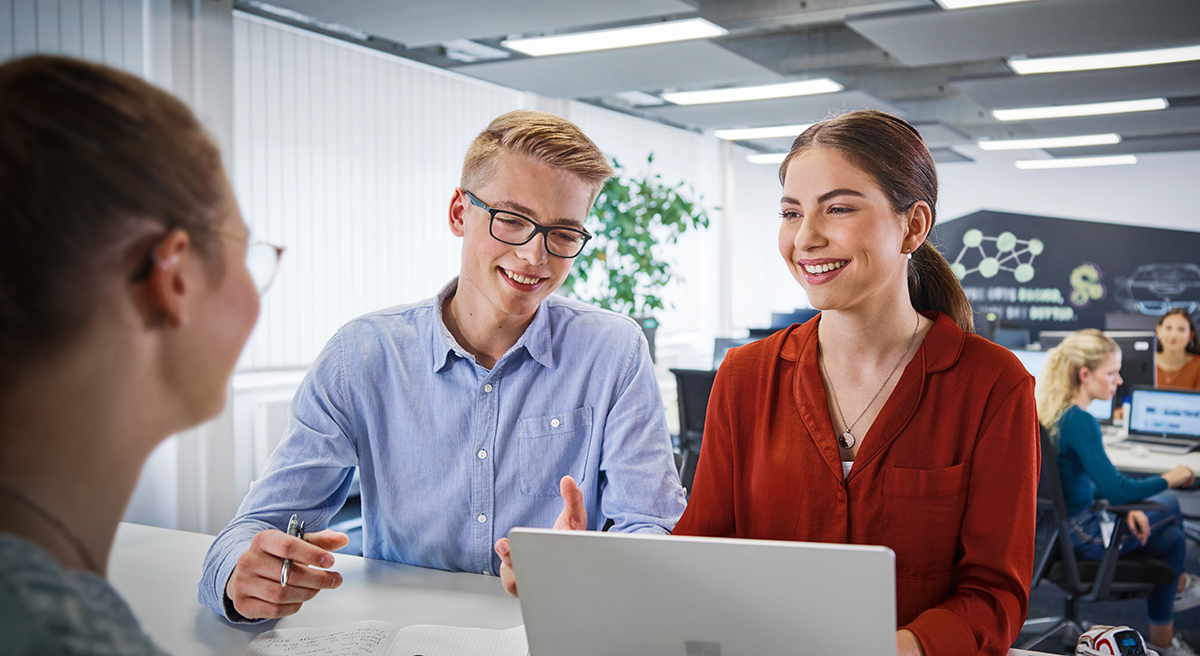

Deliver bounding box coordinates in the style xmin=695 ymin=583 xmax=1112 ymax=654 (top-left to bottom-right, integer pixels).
xmin=930 ymin=211 xmax=1200 ymax=338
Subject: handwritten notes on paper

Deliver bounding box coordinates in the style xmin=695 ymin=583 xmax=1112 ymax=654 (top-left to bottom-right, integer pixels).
xmin=240 ymin=621 xmax=529 ymax=656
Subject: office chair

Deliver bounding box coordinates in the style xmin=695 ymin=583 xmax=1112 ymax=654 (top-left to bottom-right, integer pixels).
xmin=669 ymin=368 xmax=717 ymax=495
xmin=1020 ymin=425 xmax=1178 ymax=651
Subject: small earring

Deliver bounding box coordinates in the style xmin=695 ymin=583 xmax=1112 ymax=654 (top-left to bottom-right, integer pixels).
xmin=904 ymin=248 xmax=913 ymax=260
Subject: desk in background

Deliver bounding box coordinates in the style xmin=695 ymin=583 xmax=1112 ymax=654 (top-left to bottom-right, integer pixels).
xmin=1103 ymin=427 xmax=1200 ymax=475
xmin=109 ymin=523 xmax=1055 ymax=656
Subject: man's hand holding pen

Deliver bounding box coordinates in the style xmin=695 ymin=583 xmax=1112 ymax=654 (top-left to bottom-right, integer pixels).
xmin=224 ymin=521 xmax=350 ymax=620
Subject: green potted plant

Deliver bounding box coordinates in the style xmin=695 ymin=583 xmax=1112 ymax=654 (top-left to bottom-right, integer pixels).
xmin=562 ymin=154 xmax=710 ymax=360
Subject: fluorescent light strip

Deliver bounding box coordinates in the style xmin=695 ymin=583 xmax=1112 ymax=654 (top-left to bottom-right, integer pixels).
xmin=714 ymin=124 xmax=813 ymax=141
xmin=993 ymin=98 xmax=1167 ymax=121
xmin=977 ymin=133 xmax=1121 ymax=150
xmin=663 ymin=79 xmax=842 ymax=106
xmin=1010 ymin=44 xmax=1200 ymax=75
xmin=502 ymin=18 xmax=726 ymax=57
xmin=936 ymin=0 xmax=1044 ymax=8
xmin=747 ymin=153 xmax=787 ymax=164
xmin=1015 ymin=155 xmax=1137 ymax=170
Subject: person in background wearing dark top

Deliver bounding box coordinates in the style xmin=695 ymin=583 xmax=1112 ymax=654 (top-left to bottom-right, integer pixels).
xmin=0 ymin=55 xmax=266 ymax=653
xmin=671 ymin=110 xmax=1040 ymax=656
xmin=1037 ymin=328 xmax=1200 ymax=656
xmin=1156 ymin=309 xmax=1200 ymax=390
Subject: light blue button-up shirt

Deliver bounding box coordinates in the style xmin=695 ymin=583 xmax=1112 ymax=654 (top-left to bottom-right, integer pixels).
xmin=199 ymin=279 xmax=686 ymax=620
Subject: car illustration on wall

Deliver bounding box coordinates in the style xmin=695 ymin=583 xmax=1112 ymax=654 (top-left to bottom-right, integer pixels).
xmin=1116 ymin=263 xmax=1200 ymax=315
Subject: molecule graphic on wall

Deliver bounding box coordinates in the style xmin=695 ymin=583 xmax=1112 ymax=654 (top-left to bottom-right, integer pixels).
xmin=950 ymin=229 xmax=1044 ymax=283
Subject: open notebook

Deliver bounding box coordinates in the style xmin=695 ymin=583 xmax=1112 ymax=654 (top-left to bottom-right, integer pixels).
xmin=240 ymin=620 xmax=528 ymax=656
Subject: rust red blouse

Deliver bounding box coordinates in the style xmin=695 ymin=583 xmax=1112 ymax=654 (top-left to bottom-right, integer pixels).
xmin=673 ymin=312 xmax=1040 ymax=656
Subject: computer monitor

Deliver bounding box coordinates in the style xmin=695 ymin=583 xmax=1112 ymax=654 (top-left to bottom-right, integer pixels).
xmin=1128 ymin=387 xmax=1200 ymax=444
xmin=713 ymin=337 xmax=758 ymax=370
xmin=1009 ymin=348 xmax=1111 ymax=422
xmin=1038 ymin=330 xmax=1156 ymax=412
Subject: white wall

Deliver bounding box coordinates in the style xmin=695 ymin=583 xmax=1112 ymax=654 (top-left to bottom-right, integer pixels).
xmin=0 ymin=0 xmax=143 ymax=72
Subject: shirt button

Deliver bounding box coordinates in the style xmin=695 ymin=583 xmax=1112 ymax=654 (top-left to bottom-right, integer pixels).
xmin=477 ymin=513 xmax=487 ymax=523
xmin=477 ymin=449 xmax=488 ymax=459
xmin=482 ymin=570 xmax=490 ymax=576
xmin=483 ymin=384 xmax=493 ymax=393
xmin=550 ymin=418 xmax=561 ymax=428
xmin=837 ymin=491 xmax=845 ymax=502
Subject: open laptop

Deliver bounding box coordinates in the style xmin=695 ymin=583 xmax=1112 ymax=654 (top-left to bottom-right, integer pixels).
xmin=508 ymin=528 xmax=896 ymax=655
xmin=1122 ymin=386 xmax=1200 ymax=453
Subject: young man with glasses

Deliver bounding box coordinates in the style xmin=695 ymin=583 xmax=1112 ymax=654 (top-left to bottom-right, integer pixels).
xmin=199 ymin=110 xmax=687 ymax=621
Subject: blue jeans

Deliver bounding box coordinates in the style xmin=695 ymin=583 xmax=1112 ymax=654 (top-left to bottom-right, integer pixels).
xmin=1069 ymin=492 xmax=1186 ymax=625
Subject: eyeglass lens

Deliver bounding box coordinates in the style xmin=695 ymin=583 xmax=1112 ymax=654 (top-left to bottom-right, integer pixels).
xmin=246 ymin=242 xmax=282 ymax=294
xmin=490 ymin=212 xmax=587 ymax=257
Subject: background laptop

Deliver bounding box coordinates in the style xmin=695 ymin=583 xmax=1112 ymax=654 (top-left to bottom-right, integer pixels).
xmin=508 ymin=528 xmax=896 ymax=656
xmin=1124 ymin=386 xmax=1200 ymax=452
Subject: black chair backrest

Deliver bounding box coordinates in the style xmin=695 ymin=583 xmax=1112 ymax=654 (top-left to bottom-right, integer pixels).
xmin=1039 ymin=424 xmax=1087 ymax=592
xmin=670 ymin=368 xmax=717 ymax=450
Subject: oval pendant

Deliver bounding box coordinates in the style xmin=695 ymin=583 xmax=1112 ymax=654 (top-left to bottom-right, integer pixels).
xmin=838 ymin=431 xmax=856 ymax=449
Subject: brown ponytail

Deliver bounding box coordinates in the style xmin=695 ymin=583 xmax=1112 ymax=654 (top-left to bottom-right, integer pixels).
xmin=909 ymin=241 xmax=974 ymax=333
xmin=780 ymin=109 xmax=974 ymax=333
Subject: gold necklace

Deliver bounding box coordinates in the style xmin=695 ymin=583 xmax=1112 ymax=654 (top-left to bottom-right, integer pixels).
xmin=819 ymin=313 xmax=921 ymax=449
xmin=0 ymin=481 xmax=101 ymax=574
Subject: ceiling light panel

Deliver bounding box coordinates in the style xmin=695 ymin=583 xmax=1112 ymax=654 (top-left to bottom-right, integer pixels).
xmin=1015 ymin=155 xmax=1137 ymax=169
xmin=502 ymin=18 xmax=726 ymax=56
xmin=663 ymin=79 xmax=842 ymax=105
xmin=713 ymin=124 xmax=813 ymax=140
xmin=936 ymin=0 xmax=1045 ymax=9
xmin=977 ymin=133 xmax=1121 ymax=150
xmin=1009 ymin=44 xmax=1200 ymax=75
xmin=993 ymin=98 xmax=1168 ymax=121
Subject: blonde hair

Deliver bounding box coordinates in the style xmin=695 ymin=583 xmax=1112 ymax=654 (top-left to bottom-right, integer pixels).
xmin=1035 ymin=328 xmax=1119 ymax=440
xmin=460 ymin=109 xmax=613 ymax=202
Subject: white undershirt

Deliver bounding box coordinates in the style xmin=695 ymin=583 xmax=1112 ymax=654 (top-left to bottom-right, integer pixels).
xmin=842 ymin=460 xmax=853 ymax=478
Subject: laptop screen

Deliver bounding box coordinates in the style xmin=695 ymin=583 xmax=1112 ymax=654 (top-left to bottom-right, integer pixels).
xmin=1129 ymin=388 xmax=1200 ymax=439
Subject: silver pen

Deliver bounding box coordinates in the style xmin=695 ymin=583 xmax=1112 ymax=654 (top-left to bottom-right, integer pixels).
xmin=280 ymin=514 xmax=305 ymax=587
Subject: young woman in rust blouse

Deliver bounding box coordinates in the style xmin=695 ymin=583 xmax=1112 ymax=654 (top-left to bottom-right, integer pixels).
xmin=673 ymin=110 xmax=1040 ymax=656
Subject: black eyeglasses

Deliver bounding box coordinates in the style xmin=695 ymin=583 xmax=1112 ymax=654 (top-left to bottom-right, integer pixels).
xmin=463 ymin=189 xmax=592 ymax=259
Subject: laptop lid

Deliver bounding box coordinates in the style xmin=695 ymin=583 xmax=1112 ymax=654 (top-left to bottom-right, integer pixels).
xmin=509 ymin=528 xmax=896 ymax=656
xmin=1129 ymin=386 xmax=1200 ymax=441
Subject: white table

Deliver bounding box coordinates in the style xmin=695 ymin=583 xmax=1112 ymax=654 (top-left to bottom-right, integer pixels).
xmin=1103 ymin=426 xmax=1200 ymax=475
xmin=108 ymin=523 xmax=521 ymax=655
xmin=108 ymin=522 xmax=1054 ymax=655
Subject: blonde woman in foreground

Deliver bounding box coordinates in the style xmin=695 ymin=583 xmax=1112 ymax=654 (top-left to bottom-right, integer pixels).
xmin=1037 ymin=328 xmax=1200 ymax=656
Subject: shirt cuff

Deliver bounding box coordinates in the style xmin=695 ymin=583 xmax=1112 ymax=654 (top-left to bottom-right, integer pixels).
xmin=902 ymin=607 xmax=979 ymax=656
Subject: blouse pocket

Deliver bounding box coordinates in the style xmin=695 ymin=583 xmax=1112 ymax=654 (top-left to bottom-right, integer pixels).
xmin=882 ymin=463 xmax=970 ymax=578
xmin=517 ymin=406 xmax=593 ymax=496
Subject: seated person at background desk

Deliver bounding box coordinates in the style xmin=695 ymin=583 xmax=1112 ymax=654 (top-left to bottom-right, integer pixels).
xmin=1156 ymin=309 xmax=1200 ymax=390
xmin=1036 ymin=328 xmax=1200 ymax=656
xmin=0 ymin=56 xmax=263 ymax=653
xmin=670 ymin=110 xmax=1040 ymax=656
xmin=200 ymin=110 xmax=687 ymax=620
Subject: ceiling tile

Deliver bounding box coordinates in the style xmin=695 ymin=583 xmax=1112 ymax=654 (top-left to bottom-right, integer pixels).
xmin=1043 ymin=133 xmax=1200 ymax=157
xmin=455 ymin=41 xmax=780 ymax=100
xmin=952 ymin=61 xmax=1200 ymax=110
xmin=261 ymin=0 xmax=695 ymax=47
xmin=930 ymin=147 xmax=973 ymax=163
xmin=644 ymin=90 xmax=899 ymax=130
xmin=847 ymin=0 xmax=1200 ymax=67
xmin=1020 ymin=105 xmax=1200 ymax=138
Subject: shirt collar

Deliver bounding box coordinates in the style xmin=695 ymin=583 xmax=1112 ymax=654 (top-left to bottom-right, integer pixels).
xmin=430 ymin=277 xmax=556 ymax=372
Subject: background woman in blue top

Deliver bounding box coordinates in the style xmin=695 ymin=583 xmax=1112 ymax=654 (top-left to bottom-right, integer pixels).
xmin=1037 ymin=328 xmax=1199 ymax=655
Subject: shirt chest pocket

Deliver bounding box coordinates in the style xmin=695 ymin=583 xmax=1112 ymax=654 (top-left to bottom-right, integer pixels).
xmin=517 ymin=406 xmax=594 ymax=496
xmin=881 ymin=462 xmax=970 ymax=577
